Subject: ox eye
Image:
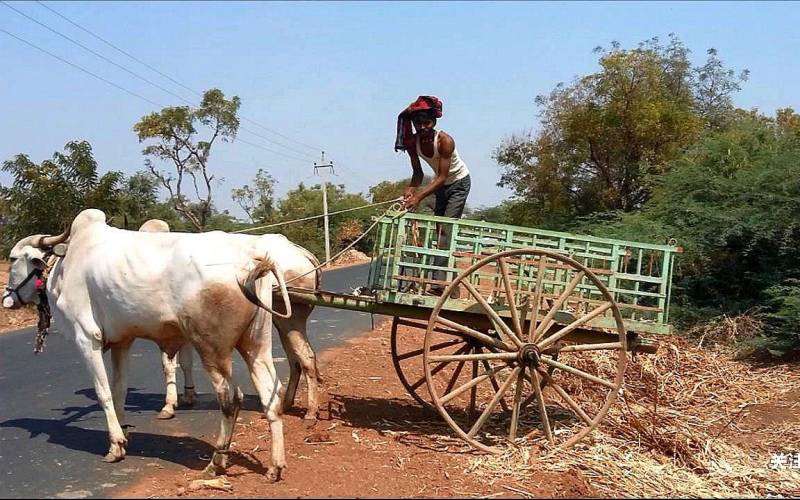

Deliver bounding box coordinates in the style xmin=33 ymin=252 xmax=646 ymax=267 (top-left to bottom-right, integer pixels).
xmin=8 ymin=258 xmax=17 ymax=264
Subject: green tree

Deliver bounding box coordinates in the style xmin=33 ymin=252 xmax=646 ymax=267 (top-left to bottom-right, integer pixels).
xmin=134 ymin=88 xmax=241 ymax=231
xmin=270 ymin=182 xmax=372 ymax=259
xmin=117 ymin=171 xmax=160 ymax=229
xmin=1 ymin=141 xmax=124 ymax=251
xmin=496 ymin=35 xmax=747 ymax=224
xmin=577 ymin=110 xmax=800 ymax=354
xmin=231 ymin=169 xmax=277 ymax=223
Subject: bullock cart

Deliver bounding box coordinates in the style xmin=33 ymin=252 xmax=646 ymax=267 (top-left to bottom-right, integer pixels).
xmin=283 ymin=211 xmax=681 ymax=453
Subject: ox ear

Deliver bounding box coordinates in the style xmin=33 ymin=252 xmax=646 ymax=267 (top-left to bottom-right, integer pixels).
xmin=53 ymin=243 xmax=68 ymax=257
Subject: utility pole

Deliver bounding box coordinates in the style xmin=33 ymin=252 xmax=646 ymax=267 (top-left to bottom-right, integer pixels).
xmin=314 ymin=152 xmax=335 ymax=262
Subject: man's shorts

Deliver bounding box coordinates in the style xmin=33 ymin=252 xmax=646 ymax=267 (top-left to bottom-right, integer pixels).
xmin=434 ymin=174 xmax=471 ymax=218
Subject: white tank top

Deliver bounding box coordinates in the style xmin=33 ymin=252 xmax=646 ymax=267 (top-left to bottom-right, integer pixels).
xmin=416 ymin=130 xmax=469 ymax=185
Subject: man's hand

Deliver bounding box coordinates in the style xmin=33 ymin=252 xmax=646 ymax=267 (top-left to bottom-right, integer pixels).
xmin=403 ymin=186 xmax=416 ymax=201
xmin=404 ymin=195 xmax=421 ymax=212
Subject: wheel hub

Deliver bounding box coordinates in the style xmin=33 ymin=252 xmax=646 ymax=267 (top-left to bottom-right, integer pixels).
xmin=518 ymin=343 xmax=540 ymax=366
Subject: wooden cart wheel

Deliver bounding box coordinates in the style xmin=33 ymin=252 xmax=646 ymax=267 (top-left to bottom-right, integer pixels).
xmin=423 ymin=249 xmax=628 ymax=453
xmin=390 ymin=317 xmax=475 ymax=410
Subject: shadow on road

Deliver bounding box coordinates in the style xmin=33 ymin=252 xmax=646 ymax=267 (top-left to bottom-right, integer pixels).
xmin=71 ymin=386 xmax=264 ymax=414
xmin=0 ymin=386 xmax=271 ymax=474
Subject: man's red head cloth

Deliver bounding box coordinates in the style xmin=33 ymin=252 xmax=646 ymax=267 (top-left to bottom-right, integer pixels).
xmin=395 ymin=96 xmax=443 ymax=152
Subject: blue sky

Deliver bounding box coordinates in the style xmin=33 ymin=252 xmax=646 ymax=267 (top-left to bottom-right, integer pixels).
xmin=1 ymin=1 xmax=797 ymax=219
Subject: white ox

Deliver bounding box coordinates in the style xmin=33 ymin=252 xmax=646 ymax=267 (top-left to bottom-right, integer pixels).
xmin=138 ymin=219 xmax=323 ymax=422
xmin=2 ymin=208 xmax=320 ymax=481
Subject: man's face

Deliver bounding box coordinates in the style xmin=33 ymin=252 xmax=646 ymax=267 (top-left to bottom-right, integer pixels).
xmin=412 ymin=114 xmax=436 ymax=136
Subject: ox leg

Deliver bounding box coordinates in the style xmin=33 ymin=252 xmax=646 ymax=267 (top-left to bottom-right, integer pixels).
xmin=158 ymin=351 xmax=179 ymax=420
xmin=237 ymin=341 xmax=286 ymax=483
xmin=201 ymin=361 xmax=243 ymax=478
xmin=74 ymin=329 xmax=128 ymax=463
xmin=178 ymin=344 xmax=197 ymax=407
xmin=275 ymin=305 xmax=322 ymax=423
xmin=110 ymin=342 xmax=132 ymax=436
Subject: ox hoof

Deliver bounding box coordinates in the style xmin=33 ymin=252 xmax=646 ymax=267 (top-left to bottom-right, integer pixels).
xmin=302 ymin=416 xmax=318 ymax=429
xmin=103 ymin=447 xmax=126 ymax=463
xmin=266 ymin=466 xmax=283 ymax=483
xmin=182 ymin=389 xmax=197 ymax=407
xmin=157 ymin=407 xmax=176 ymax=420
xmin=202 ymin=462 xmax=225 ymax=478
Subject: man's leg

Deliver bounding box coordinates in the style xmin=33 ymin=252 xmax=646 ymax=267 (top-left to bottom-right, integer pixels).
xmin=431 ymin=176 xmax=471 ymax=292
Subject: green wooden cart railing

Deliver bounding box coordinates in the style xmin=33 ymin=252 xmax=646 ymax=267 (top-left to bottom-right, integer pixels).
xmin=367 ymin=212 xmax=681 ymax=335
xmin=286 ymin=211 xmax=682 ymax=454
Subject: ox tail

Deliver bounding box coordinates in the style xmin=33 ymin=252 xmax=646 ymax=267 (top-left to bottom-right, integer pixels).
xmin=238 ymin=257 xmax=293 ymax=319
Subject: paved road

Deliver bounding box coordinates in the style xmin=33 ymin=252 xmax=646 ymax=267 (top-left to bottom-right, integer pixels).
xmin=0 ymin=264 xmax=380 ymax=499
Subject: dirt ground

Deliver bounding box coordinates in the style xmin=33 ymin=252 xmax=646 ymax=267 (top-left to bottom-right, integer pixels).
xmin=0 ymin=260 xmax=38 ymax=332
xmin=119 ymin=318 xmax=800 ymax=499
xmin=120 ymin=320 xmax=596 ymax=499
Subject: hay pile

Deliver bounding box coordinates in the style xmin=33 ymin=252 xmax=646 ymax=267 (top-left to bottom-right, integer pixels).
xmin=468 ymin=336 xmax=800 ymax=497
xmin=331 ymin=248 xmax=370 ymax=266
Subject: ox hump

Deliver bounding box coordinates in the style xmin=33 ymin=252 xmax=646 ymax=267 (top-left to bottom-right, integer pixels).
xmin=73 ymin=208 xmax=107 ymax=230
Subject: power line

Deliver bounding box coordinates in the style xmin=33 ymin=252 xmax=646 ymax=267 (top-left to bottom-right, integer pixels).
xmin=239 ymin=116 xmax=323 ymax=153
xmin=234 ymin=137 xmax=309 ymax=163
xmin=237 ymin=126 xmax=318 ymax=160
xmin=33 ymin=0 xmax=326 ymax=154
xmin=1 ymin=28 xmax=308 ymax=164
xmin=1 ymin=29 xmax=163 ymax=108
xmin=5 ymin=1 xmax=318 ymax=162
xmin=35 ymin=0 xmax=200 ymax=98
xmin=3 ymin=1 xmax=196 ymax=106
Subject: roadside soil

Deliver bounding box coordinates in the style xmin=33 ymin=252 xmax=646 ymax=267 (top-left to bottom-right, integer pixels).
xmin=0 ymin=260 xmax=38 ymax=332
xmin=120 ymin=320 xmax=596 ymax=498
xmin=119 ymin=320 xmax=800 ymax=499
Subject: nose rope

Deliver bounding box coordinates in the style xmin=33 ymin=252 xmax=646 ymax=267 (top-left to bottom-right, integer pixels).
xmin=4 ymin=268 xmax=43 ymax=306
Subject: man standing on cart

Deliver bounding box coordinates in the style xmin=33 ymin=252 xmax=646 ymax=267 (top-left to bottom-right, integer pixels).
xmin=395 ymin=95 xmax=471 ymax=296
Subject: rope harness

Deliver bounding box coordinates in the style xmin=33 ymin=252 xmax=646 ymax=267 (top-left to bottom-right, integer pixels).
xmin=5 ymin=254 xmax=57 ymax=354
xmin=240 ymin=197 xmax=407 ymax=289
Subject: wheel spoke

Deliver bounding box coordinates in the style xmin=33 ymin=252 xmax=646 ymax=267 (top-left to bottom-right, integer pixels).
xmin=435 ymin=316 xmax=513 ymax=352
xmin=398 ymin=338 xmax=464 ymax=361
xmin=429 ymin=352 xmax=517 ymax=363
xmin=538 ymin=369 xmax=594 ymax=426
xmin=526 ymin=257 xmax=547 ymax=342
xmin=498 ymin=257 xmax=524 ymax=341
xmin=544 ymin=341 xmax=623 ymax=354
xmin=467 ymin=366 xmax=521 ymax=439
xmin=477 ymin=348 xmax=510 ymax=413
xmin=443 ymin=358 xmax=466 ymax=395
xmin=462 ymin=279 xmax=523 ymax=348
xmin=537 ymin=302 xmax=614 ymax=351
xmin=533 ymin=270 xmax=585 ymax=342
xmin=539 ymin=357 xmax=617 ymax=389
xmin=509 ymin=366 xmax=525 ymax=441
xmin=413 ymin=345 xmax=470 ymax=391
xmin=470 ymin=354 xmax=478 ymax=417
xmin=439 ymin=363 xmax=511 ymax=405
xmin=530 ymin=368 xmax=554 ymax=444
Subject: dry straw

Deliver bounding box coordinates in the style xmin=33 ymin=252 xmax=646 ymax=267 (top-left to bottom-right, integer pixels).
xmin=468 ymin=331 xmax=800 ymax=497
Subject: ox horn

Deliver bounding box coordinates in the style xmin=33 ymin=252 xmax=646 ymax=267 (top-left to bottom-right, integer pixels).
xmin=35 ymin=222 xmax=71 ymax=248
xmin=238 ymin=257 xmax=293 ymax=320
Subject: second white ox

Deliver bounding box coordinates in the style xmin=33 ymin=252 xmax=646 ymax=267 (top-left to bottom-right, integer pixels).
xmin=139 ymin=220 xmax=323 ymax=423
xmin=2 ymin=208 xmax=321 ymax=481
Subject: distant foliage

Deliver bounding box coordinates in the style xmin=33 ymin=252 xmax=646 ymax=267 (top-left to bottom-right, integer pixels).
xmin=134 ymin=88 xmax=241 ymax=231
xmin=575 ymin=109 xmax=800 ymax=354
xmin=495 ymin=35 xmax=747 ymax=222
